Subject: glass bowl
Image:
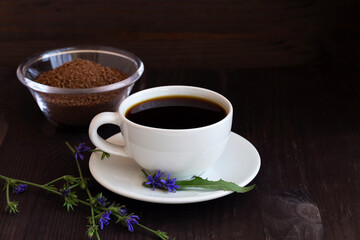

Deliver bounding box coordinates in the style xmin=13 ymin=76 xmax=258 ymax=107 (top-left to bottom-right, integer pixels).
xmin=16 ymin=46 xmax=144 ymax=127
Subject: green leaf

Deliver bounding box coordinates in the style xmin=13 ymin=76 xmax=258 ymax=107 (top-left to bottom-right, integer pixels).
xmin=101 ymin=151 xmax=110 ymax=160
xmin=141 ymin=169 xmax=149 ymax=178
xmin=88 ymin=149 xmax=110 ymax=160
xmin=176 ymin=176 xmax=255 ymax=193
xmin=6 ymin=201 xmax=19 ymax=214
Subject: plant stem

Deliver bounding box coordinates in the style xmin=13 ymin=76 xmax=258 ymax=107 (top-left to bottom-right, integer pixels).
xmin=75 ymin=158 xmax=84 ymax=181
xmin=90 ymin=205 xmax=100 ymax=240
xmin=89 ymin=149 xmax=102 ymax=153
xmin=138 ymin=224 xmax=169 ymax=240
xmin=0 ymin=175 xmax=62 ymax=196
xmin=5 ymin=182 xmax=10 ymax=204
xmin=68 ymin=182 xmax=82 ymax=190
xmin=85 ymin=188 xmax=93 ymax=199
xmin=74 ymin=157 xmax=90 ymax=192
xmin=68 ymin=142 xmax=100 ymax=239
xmin=74 ymin=157 xmax=93 ymax=200
xmin=0 ymin=175 xmax=10 ymax=182
xmin=95 ymin=231 xmax=101 ymax=240
xmin=65 ymin=141 xmax=76 ymax=154
xmin=91 ymin=206 xmax=96 ymax=223
xmin=77 ymin=199 xmax=92 ymax=207
xmin=44 ymin=176 xmax=68 ymax=186
xmin=90 ymin=205 xmax=98 ymax=237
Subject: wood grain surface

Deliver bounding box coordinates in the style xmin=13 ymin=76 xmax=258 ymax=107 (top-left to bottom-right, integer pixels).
xmin=0 ymin=0 xmax=336 ymax=68
xmin=0 ymin=1 xmax=360 ymax=239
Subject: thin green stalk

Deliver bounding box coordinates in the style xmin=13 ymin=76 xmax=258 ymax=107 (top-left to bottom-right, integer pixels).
xmin=85 ymin=188 xmax=93 ymax=199
xmin=44 ymin=176 xmax=68 ymax=186
xmin=0 ymin=175 xmax=10 ymax=182
xmin=65 ymin=141 xmax=90 ymax=195
xmin=74 ymin=157 xmax=93 ymax=200
xmin=66 ymin=141 xmax=98 ymax=240
xmin=0 ymin=175 xmax=61 ymax=196
xmin=138 ymin=224 xmax=169 ymax=240
xmin=75 ymin=157 xmax=94 ymax=201
xmin=68 ymin=182 xmax=82 ymax=190
xmin=1 ymin=173 xmax=93 ymax=208
xmin=90 ymin=205 xmax=98 ymax=237
xmin=75 ymin=158 xmax=84 ymax=180
xmin=5 ymin=182 xmax=10 ymax=204
xmin=91 ymin=206 xmax=96 ymax=223
xmin=89 ymin=149 xmax=102 ymax=153
xmin=77 ymin=199 xmax=92 ymax=207
xmin=110 ymin=212 xmax=168 ymax=240
xmin=65 ymin=141 xmax=76 ymax=154
xmin=89 ymin=205 xmax=100 ymax=240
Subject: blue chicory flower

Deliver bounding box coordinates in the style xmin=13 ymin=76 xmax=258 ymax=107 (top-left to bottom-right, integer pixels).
xmin=146 ymin=170 xmax=164 ymax=191
xmin=161 ymin=175 xmax=180 ymax=193
xmin=14 ymin=184 xmax=27 ymax=194
xmin=75 ymin=143 xmax=91 ymax=160
xmin=125 ymin=215 xmax=139 ymax=232
xmin=99 ymin=211 xmax=111 ymax=230
xmin=119 ymin=207 xmax=127 ymax=216
xmin=97 ymin=196 xmax=106 ymax=206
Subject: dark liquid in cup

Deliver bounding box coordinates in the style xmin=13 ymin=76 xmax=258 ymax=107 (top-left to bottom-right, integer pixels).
xmin=125 ymin=96 xmax=227 ymax=129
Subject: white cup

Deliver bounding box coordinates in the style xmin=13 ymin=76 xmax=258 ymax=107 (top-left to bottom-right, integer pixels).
xmin=89 ymin=85 xmax=233 ymax=179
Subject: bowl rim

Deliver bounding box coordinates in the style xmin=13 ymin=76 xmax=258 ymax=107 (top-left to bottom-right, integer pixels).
xmin=16 ymin=46 xmax=144 ymax=94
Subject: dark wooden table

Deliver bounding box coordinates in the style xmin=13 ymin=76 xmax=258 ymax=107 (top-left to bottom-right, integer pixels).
xmin=1 ymin=1 xmax=360 ymax=239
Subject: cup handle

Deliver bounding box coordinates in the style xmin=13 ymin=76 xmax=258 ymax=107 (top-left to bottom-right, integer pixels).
xmin=88 ymin=112 xmax=130 ymax=157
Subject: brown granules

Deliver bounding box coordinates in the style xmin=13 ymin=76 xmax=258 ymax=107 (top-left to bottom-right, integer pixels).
xmin=36 ymin=59 xmax=127 ymax=88
xmin=34 ymin=59 xmax=133 ymax=127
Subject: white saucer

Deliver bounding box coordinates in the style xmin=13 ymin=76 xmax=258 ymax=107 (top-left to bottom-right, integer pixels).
xmin=89 ymin=132 xmax=261 ymax=204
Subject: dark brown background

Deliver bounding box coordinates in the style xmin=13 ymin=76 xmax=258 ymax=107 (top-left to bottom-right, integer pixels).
xmin=1 ymin=0 xmax=359 ymax=69
xmin=0 ymin=0 xmax=359 ymax=239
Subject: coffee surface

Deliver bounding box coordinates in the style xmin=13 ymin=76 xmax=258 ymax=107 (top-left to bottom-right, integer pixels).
xmin=125 ymin=96 xmax=227 ymax=129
